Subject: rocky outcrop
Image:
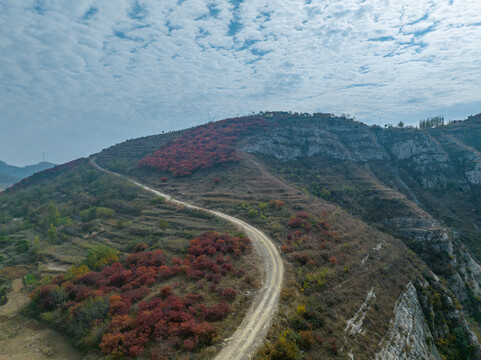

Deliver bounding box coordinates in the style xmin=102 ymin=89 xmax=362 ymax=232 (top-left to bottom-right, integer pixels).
xmin=345 ymin=287 xmax=376 ymax=336
xmin=241 ymin=118 xmax=388 ymax=162
xmin=241 ymin=114 xmax=481 ymax=359
xmin=375 ymin=283 xmax=441 ymax=360
xmin=243 ymin=115 xmax=481 ymax=188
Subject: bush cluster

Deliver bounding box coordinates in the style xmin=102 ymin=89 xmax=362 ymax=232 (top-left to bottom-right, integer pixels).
xmin=30 ymin=232 xmax=251 ymax=358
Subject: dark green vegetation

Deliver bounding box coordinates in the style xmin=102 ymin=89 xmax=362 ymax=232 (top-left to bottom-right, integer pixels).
xmin=0 ymin=159 xmax=259 ymax=359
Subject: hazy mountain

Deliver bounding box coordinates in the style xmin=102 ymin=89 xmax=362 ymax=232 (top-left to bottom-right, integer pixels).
xmin=0 ymin=160 xmax=55 ymax=190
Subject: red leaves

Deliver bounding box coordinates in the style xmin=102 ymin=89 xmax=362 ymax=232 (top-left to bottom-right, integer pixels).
xmin=32 ymin=232 xmax=251 ymax=358
xmin=329 ymin=257 xmax=338 ymax=265
xmin=137 ymin=117 xmax=273 ymax=176
xmin=100 ymin=331 xmax=126 ymax=356
xmin=125 ymin=249 xmax=166 ymax=268
xmin=109 ymin=295 xmax=131 ymax=316
xmin=188 ymin=232 xmax=251 ymax=258
xmin=160 ymin=286 xmax=172 ymax=298
xmin=201 ymin=301 xmax=231 ymax=321
xmin=221 ymin=288 xmax=238 ymax=302
xmin=269 ymin=200 xmax=285 ymax=207
xmin=288 ymin=212 xmax=313 ymax=229
xmin=288 ymin=217 xmax=305 ymax=228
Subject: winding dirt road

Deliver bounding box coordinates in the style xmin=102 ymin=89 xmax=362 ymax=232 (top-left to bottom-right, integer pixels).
xmin=90 ymin=157 xmax=284 ymax=360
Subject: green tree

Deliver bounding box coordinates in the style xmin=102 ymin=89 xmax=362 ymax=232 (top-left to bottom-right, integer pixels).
xmin=15 ymin=239 xmax=30 ymax=254
xmin=158 ymin=219 xmax=169 ymax=230
xmin=86 ymin=244 xmax=119 ymax=269
xmin=95 ymin=207 xmax=115 ymax=219
xmin=47 ymin=202 xmax=60 ymax=226
xmin=48 ymin=224 xmax=57 ymax=243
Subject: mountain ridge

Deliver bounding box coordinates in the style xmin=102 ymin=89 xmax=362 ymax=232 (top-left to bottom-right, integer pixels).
xmin=0 ymin=160 xmax=56 ymax=190
xmin=1 ymin=112 xmax=481 ymax=359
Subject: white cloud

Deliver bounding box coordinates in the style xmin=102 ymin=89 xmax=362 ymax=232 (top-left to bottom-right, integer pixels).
xmin=1 ymin=0 xmax=481 ymax=164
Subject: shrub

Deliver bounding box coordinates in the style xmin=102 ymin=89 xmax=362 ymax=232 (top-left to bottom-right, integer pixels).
xmin=87 ymin=244 xmax=119 ymax=270
xmin=72 ymin=296 xmax=110 ymax=336
xmin=24 ymin=273 xmax=38 ymax=286
xmin=160 ymin=286 xmax=172 ymax=298
xmin=29 ymin=231 xmax=252 ymax=358
xmin=96 ymin=207 xmax=115 ymax=219
xmin=269 ymin=200 xmax=285 ymax=207
xmin=221 ymin=288 xmax=238 ymax=302
xmin=15 ymin=239 xmax=30 ymax=254
xmin=137 ymin=117 xmax=272 ymax=176
xmin=65 ymin=265 xmax=90 ymax=280
xmin=158 ymin=219 xmax=169 ymax=230
xmin=80 ymin=207 xmax=96 ymax=221
xmin=150 ymin=196 xmax=165 ymax=205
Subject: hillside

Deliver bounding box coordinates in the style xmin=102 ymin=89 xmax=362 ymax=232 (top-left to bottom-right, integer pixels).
xmin=96 ymin=112 xmax=481 ymax=359
xmin=1 ymin=112 xmax=481 ymax=359
xmin=0 ymin=159 xmax=260 ymax=359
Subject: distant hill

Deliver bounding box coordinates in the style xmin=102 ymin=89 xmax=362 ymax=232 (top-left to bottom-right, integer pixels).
xmin=0 ymin=160 xmax=55 ymax=190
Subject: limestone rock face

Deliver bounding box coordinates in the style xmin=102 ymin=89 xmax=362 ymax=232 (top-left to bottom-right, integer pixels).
xmin=376 ymin=283 xmax=441 ymax=360
xmin=241 ymin=119 xmax=388 ymax=162
xmin=242 ymin=115 xmax=481 ymax=188
xmin=241 ymin=114 xmax=481 ymax=359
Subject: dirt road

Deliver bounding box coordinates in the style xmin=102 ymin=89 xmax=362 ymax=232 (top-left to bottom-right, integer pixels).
xmin=0 ymin=279 xmax=82 ymax=360
xmin=91 ymin=157 xmax=284 ymax=360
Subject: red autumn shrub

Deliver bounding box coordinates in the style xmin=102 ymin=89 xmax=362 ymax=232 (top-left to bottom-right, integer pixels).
xmin=184 ymin=338 xmax=197 ymax=351
xmin=109 ymin=315 xmax=135 ymax=332
xmin=288 ymin=217 xmax=305 ymax=228
xmin=329 ymin=257 xmax=338 ymax=265
xmin=125 ymin=250 xmax=166 ymax=268
xmin=31 ymin=231 xmax=252 ymax=359
xmin=221 ymin=288 xmax=238 ymax=302
xmin=202 ymin=301 xmax=231 ymax=321
xmin=100 ymin=331 xmax=125 ymax=356
xmin=109 ymin=295 xmax=131 ymax=316
xmin=160 ymin=286 xmax=172 ymax=298
xmin=137 ymin=117 xmax=272 ymax=176
xmin=134 ymin=242 xmax=148 ymax=252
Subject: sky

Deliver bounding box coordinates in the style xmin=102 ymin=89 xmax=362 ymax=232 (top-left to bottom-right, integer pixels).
xmin=1 ymin=0 xmax=481 ymax=166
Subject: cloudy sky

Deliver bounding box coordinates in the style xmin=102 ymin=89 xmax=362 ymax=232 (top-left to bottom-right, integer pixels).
xmin=1 ymin=0 xmax=481 ymax=165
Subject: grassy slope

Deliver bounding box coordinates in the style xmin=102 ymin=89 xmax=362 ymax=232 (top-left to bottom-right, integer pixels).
xmin=0 ymin=159 xmax=260 ymax=359
xmin=94 ymin=114 xmax=481 ymax=359
xmin=96 ymin=144 xmax=426 ymax=359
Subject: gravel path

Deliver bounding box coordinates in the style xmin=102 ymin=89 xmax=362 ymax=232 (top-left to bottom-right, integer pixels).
xmin=91 ymin=157 xmax=284 ymax=360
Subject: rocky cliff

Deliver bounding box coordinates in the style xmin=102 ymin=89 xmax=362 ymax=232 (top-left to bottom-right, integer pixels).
xmin=241 ymin=113 xmax=481 ymax=359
